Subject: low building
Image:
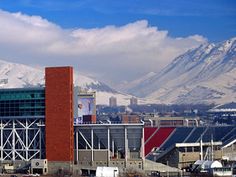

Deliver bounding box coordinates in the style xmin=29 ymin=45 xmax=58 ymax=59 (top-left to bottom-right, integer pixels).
xmin=154 ymin=142 xmax=223 ymax=169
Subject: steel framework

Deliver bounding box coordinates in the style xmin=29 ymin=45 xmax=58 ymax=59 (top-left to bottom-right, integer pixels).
xmin=0 ymin=117 xmax=45 ymax=162
xmin=74 ymin=123 xmax=145 ymax=166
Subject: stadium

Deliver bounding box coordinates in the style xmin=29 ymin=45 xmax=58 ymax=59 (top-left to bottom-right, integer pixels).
xmin=0 ymin=66 xmax=235 ymax=176
xmin=144 ymin=126 xmax=236 ymax=168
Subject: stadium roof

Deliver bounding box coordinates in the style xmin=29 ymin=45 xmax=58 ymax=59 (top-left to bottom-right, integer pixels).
xmin=209 ymin=102 xmax=236 ymax=112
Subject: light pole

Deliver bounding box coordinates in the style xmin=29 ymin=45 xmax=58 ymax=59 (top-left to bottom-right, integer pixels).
xmin=167 ymin=161 xmax=169 ymax=177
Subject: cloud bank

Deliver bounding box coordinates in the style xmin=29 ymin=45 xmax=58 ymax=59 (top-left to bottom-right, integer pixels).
xmin=0 ymin=10 xmax=207 ymax=86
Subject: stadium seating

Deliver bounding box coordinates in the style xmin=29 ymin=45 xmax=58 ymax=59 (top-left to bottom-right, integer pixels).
xmin=144 ymin=127 xmax=175 ymax=156
xmin=144 ymin=127 xmax=158 ymax=142
xmin=160 ymin=127 xmax=193 ymax=150
xmin=139 ymin=125 xmax=235 ymax=157
xmin=127 ymin=128 xmax=142 ymax=149
xmin=221 ymin=127 xmax=236 ymax=142
xmin=184 ymin=127 xmax=205 ymax=143
xmin=214 ymin=126 xmax=234 ymax=141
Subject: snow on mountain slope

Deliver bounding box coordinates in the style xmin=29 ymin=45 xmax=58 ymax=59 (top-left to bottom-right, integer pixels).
xmin=125 ymin=37 xmax=236 ymax=104
xmin=0 ymin=60 xmax=44 ymax=87
xmin=117 ymin=72 xmax=156 ymax=92
xmin=0 ymin=59 xmax=134 ymax=105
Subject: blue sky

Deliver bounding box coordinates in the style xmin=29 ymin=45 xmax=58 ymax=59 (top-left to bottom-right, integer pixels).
xmin=0 ymin=0 xmax=235 ymax=42
xmin=0 ymin=0 xmax=235 ymax=85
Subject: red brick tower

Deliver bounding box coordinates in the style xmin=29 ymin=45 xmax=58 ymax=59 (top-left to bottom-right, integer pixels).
xmin=45 ymin=66 xmax=74 ymax=173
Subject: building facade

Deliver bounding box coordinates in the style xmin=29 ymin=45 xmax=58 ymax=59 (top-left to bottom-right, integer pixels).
xmin=0 ymin=88 xmax=45 ymax=162
xmin=0 ymin=66 xmax=235 ymax=175
xmin=0 ymin=66 xmax=144 ymax=175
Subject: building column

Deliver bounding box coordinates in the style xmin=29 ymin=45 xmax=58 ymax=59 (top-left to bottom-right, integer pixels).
xmin=12 ymin=119 xmax=15 ymax=161
xmin=125 ymin=126 xmax=128 ymax=167
xmin=76 ymin=130 xmax=79 ymax=163
xmin=0 ymin=119 xmax=3 ymax=161
xmin=26 ymin=119 xmax=29 ymax=161
xmin=91 ymin=128 xmax=94 ymax=163
xmin=107 ymin=127 xmax=110 ymax=166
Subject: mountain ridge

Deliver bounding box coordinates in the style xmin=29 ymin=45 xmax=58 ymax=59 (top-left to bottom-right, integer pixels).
xmin=1 ymin=37 xmax=235 ymax=105
xmin=124 ymin=37 xmax=236 ymax=104
xmin=0 ymin=59 xmax=135 ymax=105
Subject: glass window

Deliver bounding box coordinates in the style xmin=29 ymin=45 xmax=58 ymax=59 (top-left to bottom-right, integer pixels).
xmin=0 ymin=88 xmax=45 ymax=117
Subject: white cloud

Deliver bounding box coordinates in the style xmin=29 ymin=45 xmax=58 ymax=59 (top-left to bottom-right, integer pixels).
xmin=0 ymin=10 xmax=207 ymax=86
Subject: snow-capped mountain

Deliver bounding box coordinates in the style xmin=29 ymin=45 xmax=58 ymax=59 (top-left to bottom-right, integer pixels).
xmin=125 ymin=37 xmax=236 ymax=104
xmin=0 ymin=59 xmax=133 ymax=105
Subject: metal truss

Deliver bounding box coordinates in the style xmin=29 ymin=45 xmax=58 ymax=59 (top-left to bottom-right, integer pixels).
xmin=0 ymin=117 xmax=45 ymax=162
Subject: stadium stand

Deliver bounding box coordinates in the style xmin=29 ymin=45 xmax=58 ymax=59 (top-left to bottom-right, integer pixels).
xmin=127 ymin=128 xmax=142 ymax=149
xmin=223 ymin=135 xmax=236 ymax=146
xmin=94 ymin=129 xmax=108 ymax=149
xmin=78 ymin=129 xmax=91 ymax=149
xmin=110 ymin=129 xmax=125 ymax=150
xmin=221 ymin=127 xmax=236 ymax=142
xmin=214 ymin=126 xmax=234 ymax=141
xmin=144 ymin=127 xmax=158 ymax=141
xmin=144 ymin=125 xmax=236 ymax=170
xmin=160 ymin=127 xmax=193 ymax=150
xmin=144 ymin=127 xmax=175 ymax=156
xmin=201 ymin=126 xmax=213 ymax=142
xmin=184 ymin=127 xmax=205 ymax=143
xmin=144 ymin=125 xmax=236 ymax=157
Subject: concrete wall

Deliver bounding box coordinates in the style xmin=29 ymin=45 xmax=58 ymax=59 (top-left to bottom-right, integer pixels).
xmin=77 ymin=149 xmax=143 ymax=171
xmin=78 ymin=150 xmax=109 ymax=165
xmin=126 ymin=160 xmax=143 ymax=170
xmin=130 ymin=151 xmax=140 ymax=159
xmin=78 ymin=150 xmax=92 ymax=162
xmin=48 ymin=161 xmax=73 ymax=175
xmin=94 ymin=150 xmax=108 ymax=161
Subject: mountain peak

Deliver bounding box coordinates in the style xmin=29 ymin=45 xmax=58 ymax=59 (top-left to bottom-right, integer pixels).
xmin=216 ymin=37 xmax=236 ymax=52
xmin=123 ymin=37 xmax=236 ymax=105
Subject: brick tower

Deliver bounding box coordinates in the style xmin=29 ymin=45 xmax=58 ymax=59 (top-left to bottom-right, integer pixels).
xmin=45 ymin=66 xmax=74 ymax=173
